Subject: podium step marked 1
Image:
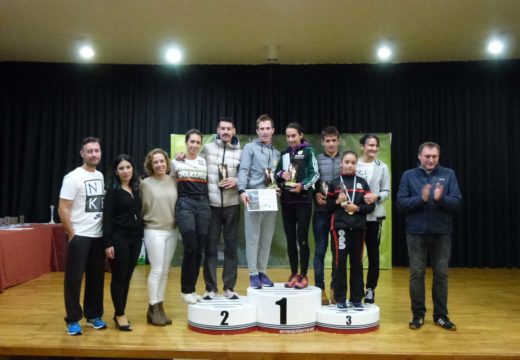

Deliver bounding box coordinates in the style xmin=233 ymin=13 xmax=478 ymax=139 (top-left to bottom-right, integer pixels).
xmin=187 ymin=284 xmax=380 ymax=334
xmin=247 ymin=283 xmax=321 ymax=333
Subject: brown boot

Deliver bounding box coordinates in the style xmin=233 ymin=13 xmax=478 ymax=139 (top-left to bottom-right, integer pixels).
xmin=147 ymin=303 xmax=166 ymax=326
xmin=329 ymin=288 xmax=336 ymax=305
xmin=158 ymin=302 xmax=172 ymax=325
xmin=321 ymin=289 xmax=330 ymax=305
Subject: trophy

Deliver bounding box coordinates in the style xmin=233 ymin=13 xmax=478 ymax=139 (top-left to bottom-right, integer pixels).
xmin=285 ymin=163 xmax=298 ymax=188
xmin=264 ymin=168 xmax=276 ymax=188
xmin=320 ymin=180 xmax=329 ymax=197
xmin=49 ymin=205 xmax=55 ymax=224
xmin=218 ymin=163 xmax=228 ymax=188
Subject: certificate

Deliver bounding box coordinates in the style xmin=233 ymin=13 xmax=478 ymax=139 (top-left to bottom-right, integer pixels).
xmin=245 ymin=189 xmax=278 ymax=212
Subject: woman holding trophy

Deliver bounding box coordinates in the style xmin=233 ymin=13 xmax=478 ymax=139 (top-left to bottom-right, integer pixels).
xmin=275 ymin=122 xmax=319 ymax=289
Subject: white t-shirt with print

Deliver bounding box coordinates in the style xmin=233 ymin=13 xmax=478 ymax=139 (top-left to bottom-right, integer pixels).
xmin=356 ymin=160 xmax=374 ymax=185
xmin=59 ymin=166 xmax=105 ymax=237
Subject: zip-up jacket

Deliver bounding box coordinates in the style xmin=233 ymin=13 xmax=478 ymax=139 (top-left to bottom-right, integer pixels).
xmin=201 ymin=135 xmax=242 ymax=207
xmin=356 ymin=159 xmax=391 ymax=221
xmin=327 ymin=174 xmax=375 ymax=230
xmin=397 ymin=164 xmax=462 ymax=234
xmin=275 ymin=141 xmax=319 ymax=205
xmin=314 ymin=152 xmax=342 ymax=212
xmin=237 ymin=138 xmax=280 ymax=192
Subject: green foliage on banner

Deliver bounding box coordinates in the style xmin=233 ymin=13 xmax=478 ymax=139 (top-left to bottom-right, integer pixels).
xmin=170 ymin=132 xmax=392 ymax=270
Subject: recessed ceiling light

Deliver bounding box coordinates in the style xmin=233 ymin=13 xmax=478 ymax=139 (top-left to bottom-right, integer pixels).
xmin=487 ymin=39 xmax=505 ymax=55
xmin=78 ymin=45 xmax=95 ymax=60
xmin=377 ymin=45 xmax=392 ymax=61
xmin=165 ymin=47 xmax=183 ymax=64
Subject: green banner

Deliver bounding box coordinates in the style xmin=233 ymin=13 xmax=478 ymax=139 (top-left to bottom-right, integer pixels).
xmin=170 ymin=133 xmax=392 ymax=269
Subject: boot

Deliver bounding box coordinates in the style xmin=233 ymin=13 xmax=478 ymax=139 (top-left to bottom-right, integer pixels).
xmin=147 ymin=303 xmax=166 ymax=326
xmin=158 ymin=302 xmax=172 ymax=325
xmin=329 ymin=288 xmax=336 ymax=305
xmin=321 ymin=289 xmax=330 ymax=305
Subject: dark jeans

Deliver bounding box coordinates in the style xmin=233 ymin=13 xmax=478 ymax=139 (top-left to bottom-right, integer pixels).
xmin=331 ymin=228 xmax=364 ymax=303
xmin=365 ymin=220 xmax=383 ymax=290
xmin=64 ymin=235 xmax=105 ymax=323
xmin=108 ymin=234 xmax=141 ymax=316
xmin=407 ymin=234 xmax=451 ymax=320
xmin=281 ymin=203 xmax=312 ymax=276
xmin=312 ymin=211 xmax=334 ymax=290
xmin=176 ymin=196 xmax=211 ymax=294
xmin=203 ymin=205 xmax=239 ymax=292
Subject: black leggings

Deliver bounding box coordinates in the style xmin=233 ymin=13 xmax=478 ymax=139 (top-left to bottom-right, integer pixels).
xmin=281 ymin=203 xmax=312 ymax=276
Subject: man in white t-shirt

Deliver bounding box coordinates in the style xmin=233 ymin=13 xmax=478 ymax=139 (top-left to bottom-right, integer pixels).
xmin=58 ymin=137 xmax=106 ymax=335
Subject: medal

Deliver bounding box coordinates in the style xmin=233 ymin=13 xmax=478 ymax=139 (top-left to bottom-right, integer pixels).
xmin=340 ymin=176 xmax=356 ymax=215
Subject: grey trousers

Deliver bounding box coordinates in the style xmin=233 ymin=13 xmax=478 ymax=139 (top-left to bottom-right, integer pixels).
xmin=243 ymin=209 xmax=277 ymax=274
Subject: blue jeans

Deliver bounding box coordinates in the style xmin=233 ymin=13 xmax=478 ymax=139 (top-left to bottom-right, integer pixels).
xmin=312 ymin=211 xmax=333 ymax=290
xmin=407 ymin=234 xmax=451 ymax=320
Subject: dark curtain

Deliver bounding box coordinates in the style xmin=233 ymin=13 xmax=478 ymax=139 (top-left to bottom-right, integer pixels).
xmin=1 ymin=61 xmax=519 ymax=267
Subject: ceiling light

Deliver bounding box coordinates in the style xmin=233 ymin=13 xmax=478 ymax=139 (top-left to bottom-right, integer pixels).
xmin=165 ymin=47 xmax=183 ymax=64
xmin=377 ymin=45 xmax=392 ymax=61
xmin=78 ymin=45 xmax=95 ymax=60
xmin=487 ymin=39 xmax=505 ymax=55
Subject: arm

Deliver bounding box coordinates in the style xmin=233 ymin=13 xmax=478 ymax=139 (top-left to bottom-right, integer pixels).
xmin=102 ymin=188 xmax=115 ymax=251
xmin=435 ymin=170 xmax=463 ymax=212
xmin=58 ymin=198 xmax=75 ymax=241
xmin=377 ymin=163 xmax=391 ymax=202
xmin=301 ymin=148 xmax=319 ymax=191
xmin=397 ymin=171 xmax=426 ymax=212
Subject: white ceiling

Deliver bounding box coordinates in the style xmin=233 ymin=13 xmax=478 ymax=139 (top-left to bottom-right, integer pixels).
xmin=1 ymin=0 xmax=519 ymax=65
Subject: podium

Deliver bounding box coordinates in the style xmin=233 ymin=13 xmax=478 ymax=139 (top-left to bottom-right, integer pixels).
xmin=186 ymin=286 xmax=380 ymax=335
xmin=187 ymin=295 xmax=257 ymax=334
xmin=247 ymin=283 xmax=321 ymax=333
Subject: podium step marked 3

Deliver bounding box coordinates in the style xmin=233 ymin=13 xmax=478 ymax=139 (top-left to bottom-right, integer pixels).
xmin=316 ymin=303 xmax=380 ymax=333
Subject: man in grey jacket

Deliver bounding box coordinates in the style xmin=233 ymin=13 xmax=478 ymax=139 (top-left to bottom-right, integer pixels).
xmin=201 ymin=117 xmax=242 ymax=300
xmin=237 ymin=114 xmax=281 ymax=289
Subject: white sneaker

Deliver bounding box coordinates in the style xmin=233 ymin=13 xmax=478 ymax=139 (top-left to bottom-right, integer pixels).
xmin=203 ymin=290 xmax=216 ymax=300
xmin=224 ymin=289 xmax=239 ymax=299
xmin=192 ymin=292 xmax=202 ymax=302
xmin=182 ymin=293 xmax=198 ymax=304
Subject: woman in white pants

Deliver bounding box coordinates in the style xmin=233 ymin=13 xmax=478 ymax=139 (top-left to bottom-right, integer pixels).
xmin=140 ymin=148 xmax=178 ymax=326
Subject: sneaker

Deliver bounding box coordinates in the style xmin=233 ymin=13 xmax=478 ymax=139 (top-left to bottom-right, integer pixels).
xmin=182 ymin=292 xmax=198 ymax=304
xmin=364 ymin=288 xmax=375 ymax=304
xmin=329 ymin=288 xmax=336 ymax=304
xmin=321 ymin=289 xmax=330 ymax=305
xmin=294 ymin=275 xmax=309 ymax=289
xmin=86 ymin=317 xmax=107 ymax=330
xmin=192 ymin=292 xmax=202 ymax=302
xmin=259 ymin=272 xmax=274 ymax=287
xmin=250 ymin=274 xmax=262 ymax=289
xmin=409 ymin=315 xmax=424 ymax=330
xmin=336 ymin=302 xmax=348 ymax=310
xmin=435 ymin=316 xmax=457 ymax=331
xmin=285 ymin=274 xmax=299 ymax=288
xmin=351 ymin=301 xmax=364 ymax=308
xmin=67 ymin=322 xmax=83 ymax=336
xmin=203 ymin=290 xmax=216 ymax=300
xmin=224 ymin=289 xmax=239 ymax=300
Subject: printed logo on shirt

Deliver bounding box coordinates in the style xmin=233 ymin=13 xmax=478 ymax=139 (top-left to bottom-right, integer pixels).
xmin=356 ymin=183 xmax=363 ymax=190
xmin=84 ymin=179 xmax=104 ymax=212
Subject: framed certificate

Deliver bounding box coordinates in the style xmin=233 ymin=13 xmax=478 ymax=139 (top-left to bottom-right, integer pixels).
xmin=245 ymin=189 xmax=278 ymax=212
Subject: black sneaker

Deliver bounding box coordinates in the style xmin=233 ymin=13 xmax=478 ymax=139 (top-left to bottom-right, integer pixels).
xmin=409 ymin=315 xmax=424 ymax=330
xmin=364 ymin=288 xmax=375 ymax=304
xmin=435 ymin=316 xmax=457 ymax=331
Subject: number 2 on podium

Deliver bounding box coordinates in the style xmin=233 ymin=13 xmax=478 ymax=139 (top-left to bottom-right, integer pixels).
xmin=275 ymin=297 xmax=287 ymax=324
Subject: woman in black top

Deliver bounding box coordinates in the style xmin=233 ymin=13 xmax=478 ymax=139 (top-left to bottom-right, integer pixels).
xmin=103 ymin=154 xmax=144 ymax=331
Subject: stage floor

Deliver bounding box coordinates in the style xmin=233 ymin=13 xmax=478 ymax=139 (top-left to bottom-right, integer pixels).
xmin=0 ymin=266 xmax=519 ymax=359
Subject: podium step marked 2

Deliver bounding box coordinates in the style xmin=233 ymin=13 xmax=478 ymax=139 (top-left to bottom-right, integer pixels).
xmin=187 ymin=285 xmax=380 ymax=335
xmin=187 ymin=295 xmax=257 ymax=334
xmin=247 ymin=283 xmax=321 ymax=333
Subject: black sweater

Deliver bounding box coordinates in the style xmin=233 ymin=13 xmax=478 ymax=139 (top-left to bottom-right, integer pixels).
xmin=103 ymin=186 xmax=144 ymax=248
xmin=327 ymin=175 xmax=375 ymax=230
